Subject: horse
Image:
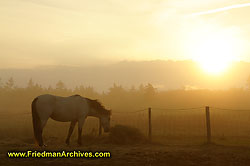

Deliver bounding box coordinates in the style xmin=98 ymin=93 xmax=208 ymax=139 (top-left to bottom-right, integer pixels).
xmin=31 ymin=94 xmax=111 ymax=146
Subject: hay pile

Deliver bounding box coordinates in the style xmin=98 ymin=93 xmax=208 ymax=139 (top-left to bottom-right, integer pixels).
xmin=108 ymin=125 xmax=147 ymax=144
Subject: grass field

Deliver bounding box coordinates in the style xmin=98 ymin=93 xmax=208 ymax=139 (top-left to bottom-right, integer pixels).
xmin=2 ymin=107 xmax=250 ymax=165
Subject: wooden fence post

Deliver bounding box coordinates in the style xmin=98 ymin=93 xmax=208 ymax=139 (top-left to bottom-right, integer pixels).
xmin=99 ymin=118 xmax=102 ymax=136
xmin=205 ymin=106 xmax=211 ymax=143
xmin=148 ymin=107 xmax=152 ymax=141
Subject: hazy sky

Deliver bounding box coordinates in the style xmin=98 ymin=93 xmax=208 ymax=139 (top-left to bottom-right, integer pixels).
xmin=0 ymin=0 xmax=250 ymax=68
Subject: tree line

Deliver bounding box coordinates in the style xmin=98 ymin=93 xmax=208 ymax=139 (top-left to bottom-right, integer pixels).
xmin=1 ymin=77 xmax=250 ymax=113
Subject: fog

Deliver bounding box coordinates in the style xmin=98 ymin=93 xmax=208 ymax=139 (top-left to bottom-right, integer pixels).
xmin=0 ymin=60 xmax=249 ymax=92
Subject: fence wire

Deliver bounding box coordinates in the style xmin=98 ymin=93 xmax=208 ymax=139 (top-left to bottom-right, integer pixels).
xmin=152 ymin=106 xmax=204 ymax=111
xmin=112 ymin=108 xmax=147 ymax=114
xmin=3 ymin=106 xmax=250 ymax=145
xmin=210 ymin=107 xmax=250 ymax=112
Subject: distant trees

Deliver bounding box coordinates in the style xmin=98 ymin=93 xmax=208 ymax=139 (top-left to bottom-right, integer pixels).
xmin=0 ymin=78 xmax=158 ymax=101
xmin=137 ymin=83 xmax=157 ymax=99
xmin=0 ymin=77 xmax=160 ymax=111
xmin=108 ymin=83 xmax=126 ymax=97
xmin=56 ymin=80 xmax=66 ymax=90
xmin=4 ymin=77 xmax=15 ymax=90
xmin=0 ymin=78 xmax=2 ymax=88
xmin=74 ymin=85 xmax=98 ymax=98
xmin=144 ymin=83 xmax=157 ymax=99
xmin=247 ymin=75 xmax=250 ymax=90
xmin=26 ymin=78 xmax=43 ymax=94
xmin=27 ymin=78 xmax=35 ymax=89
xmin=3 ymin=76 xmax=250 ymax=115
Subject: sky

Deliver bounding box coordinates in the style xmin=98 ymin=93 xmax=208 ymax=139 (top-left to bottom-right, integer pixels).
xmin=0 ymin=0 xmax=250 ymax=68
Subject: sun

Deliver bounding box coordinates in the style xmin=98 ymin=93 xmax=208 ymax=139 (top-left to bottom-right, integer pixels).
xmin=190 ymin=33 xmax=240 ymax=75
xmin=194 ymin=36 xmax=235 ymax=74
xmin=185 ymin=24 xmax=242 ymax=75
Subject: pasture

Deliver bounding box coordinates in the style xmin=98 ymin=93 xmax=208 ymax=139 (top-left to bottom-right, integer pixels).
xmin=2 ymin=136 xmax=250 ymax=166
xmin=1 ymin=89 xmax=250 ymax=165
xmin=2 ymin=106 xmax=250 ymax=165
xmin=2 ymin=106 xmax=250 ymax=146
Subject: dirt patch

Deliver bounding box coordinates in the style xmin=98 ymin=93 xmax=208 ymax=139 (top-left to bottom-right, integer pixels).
xmin=2 ymin=140 xmax=250 ymax=166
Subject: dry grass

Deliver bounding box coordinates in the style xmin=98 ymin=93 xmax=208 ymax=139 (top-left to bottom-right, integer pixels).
xmin=109 ymin=125 xmax=147 ymax=144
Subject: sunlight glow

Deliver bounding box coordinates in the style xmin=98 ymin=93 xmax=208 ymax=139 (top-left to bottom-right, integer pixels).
xmin=187 ymin=26 xmax=242 ymax=75
xmin=194 ymin=37 xmax=235 ymax=74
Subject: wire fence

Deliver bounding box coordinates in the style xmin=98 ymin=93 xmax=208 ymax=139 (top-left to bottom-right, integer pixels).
xmin=110 ymin=106 xmax=250 ymax=145
xmin=110 ymin=107 xmax=207 ymax=144
xmin=2 ymin=106 xmax=250 ymax=145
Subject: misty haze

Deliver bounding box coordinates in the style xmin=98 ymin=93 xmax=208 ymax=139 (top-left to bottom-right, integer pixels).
xmin=1 ymin=60 xmax=250 ymax=92
xmin=1 ymin=0 xmax=250 ymax=166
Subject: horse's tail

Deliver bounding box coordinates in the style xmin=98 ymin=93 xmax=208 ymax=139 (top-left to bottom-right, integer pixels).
xmin=31 ymin=97 xmax=42 ymax=146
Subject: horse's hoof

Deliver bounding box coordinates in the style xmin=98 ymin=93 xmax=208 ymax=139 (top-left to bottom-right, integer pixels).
xmin=38 ymin=144 xmax=47 ymax=148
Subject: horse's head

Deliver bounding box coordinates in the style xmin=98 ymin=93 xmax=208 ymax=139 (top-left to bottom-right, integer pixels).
xmin=100 ymin=110 xmax=111 ymax=132
xmin=86 ymin=98 xmax=111 ymax=132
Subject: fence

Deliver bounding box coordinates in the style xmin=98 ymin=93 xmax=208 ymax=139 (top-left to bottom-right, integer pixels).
xmin=99 ymin=106 xmax=250 ymax=145
xmin=2 ymin=106 xmax=250 ymax=145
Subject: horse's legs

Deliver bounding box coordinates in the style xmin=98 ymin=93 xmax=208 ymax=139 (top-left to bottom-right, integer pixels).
xmin=39 ymin=118 xmax=49 ymax=146
xmin=37 ymin=128 xmax=44 ymax=146
xmin=77 ymin=117 xmax=86 ymax=146
xmin=65 ymin=120 xmax=77 ymax=145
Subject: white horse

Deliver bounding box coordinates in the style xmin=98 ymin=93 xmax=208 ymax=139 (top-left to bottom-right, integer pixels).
xmin=31 ymin=94 xmax=111 ymax=146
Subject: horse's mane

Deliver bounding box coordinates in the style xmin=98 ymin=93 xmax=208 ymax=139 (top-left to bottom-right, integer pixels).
xmin=70 ymin=95 xmax=111 ymax=115
xmin=71 ymin=94 xmax=81 ymax=97
xmin=86 ymin=98 xmax=111 ymax=115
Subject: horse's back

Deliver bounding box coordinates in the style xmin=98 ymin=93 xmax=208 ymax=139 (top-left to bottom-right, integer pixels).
xmin=36 ymin=94 xmax=83 ymax=105
xmin=36 ymin=94 xmax=56 ymax=105
xmin=35 ymin=94 xmax=88 ymax=122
